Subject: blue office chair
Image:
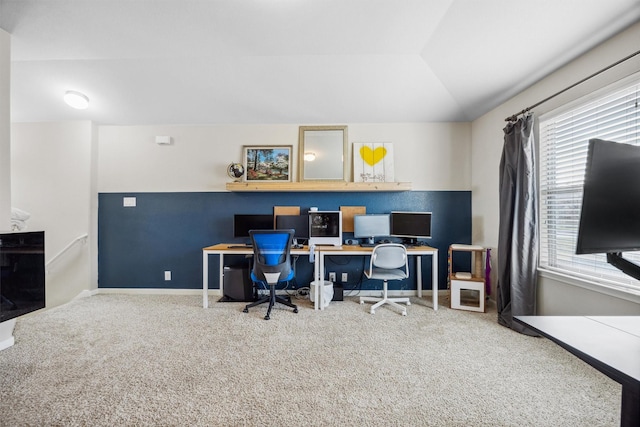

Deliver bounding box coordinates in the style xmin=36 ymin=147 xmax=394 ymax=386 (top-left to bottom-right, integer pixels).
xmin=243 ymin=229 xmax=298 ymax=320
xmin=360 ymin=243 xmax=410 ymax=315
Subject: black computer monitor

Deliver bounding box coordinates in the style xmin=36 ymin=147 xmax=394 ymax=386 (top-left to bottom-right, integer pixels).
xmin=576 ymin=139 xmax=640 ymax=280
xmin=353 ymin=214 xmax=390 ymax=245
xmin=390 ymin=211 xmax=432 ymax=245
xmin=233 ymin=214 xmax=273 ymax=240
xmin=275 ymin=215 xmax=309 ymax=245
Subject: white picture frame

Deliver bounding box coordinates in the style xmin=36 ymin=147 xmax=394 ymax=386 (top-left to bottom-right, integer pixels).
xmin=353 ymin=142 xmax=394 ymax=183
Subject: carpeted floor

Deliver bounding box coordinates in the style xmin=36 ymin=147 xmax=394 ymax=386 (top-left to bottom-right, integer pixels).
xmin=0 ymin=294 xmax=621 ymax=426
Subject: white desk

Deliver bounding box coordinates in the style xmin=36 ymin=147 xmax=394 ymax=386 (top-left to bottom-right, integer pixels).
xmin=314 ymin=245 xmax=439 ymax=311
xmin=202 ymin=244 xmax=438 ymax=311
xmin=515 ymin=316 xmax=640 ymax=427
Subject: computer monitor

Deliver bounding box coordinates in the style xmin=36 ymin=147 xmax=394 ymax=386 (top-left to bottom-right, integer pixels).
xmin=309 ymin=211 xmax=342 ymax=246
xmin=353 ymin=214 xmax=390 ymax=245
xmin=233 ymin=214 xmax=273 ymax=240
xmin=576 ymin=139 xmax=640 ymax=280
xmin=275 ymin=214 xmax=309 ymax=246
xmin=390 ymin=211 xmax=432 ymax=245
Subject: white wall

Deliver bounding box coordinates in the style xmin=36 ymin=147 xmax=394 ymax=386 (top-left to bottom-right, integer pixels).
xmin=7 ymin=120 xmax=470 ymax=310
xmin=471 ymin=21 xmax=640 ymax=315
xmin=98 ymin=123 xmax=471 ymax=192
xmin=11 ymin=121 xmax=97 ymax=308
xmin=0 ymin=29 xmax=10 ymax=230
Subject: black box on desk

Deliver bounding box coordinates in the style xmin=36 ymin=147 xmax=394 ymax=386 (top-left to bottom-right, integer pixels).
xmin=332 ymin=285 xmax=344 ymax=301
xmin=221 ymin=264 xmax=254 ymax=302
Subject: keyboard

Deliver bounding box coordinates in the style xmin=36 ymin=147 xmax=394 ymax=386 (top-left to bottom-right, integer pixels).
xmin=227 ymin=244 xmax=251 ymax=249
xmin=359 ymin=243 xmax=377 ymax=247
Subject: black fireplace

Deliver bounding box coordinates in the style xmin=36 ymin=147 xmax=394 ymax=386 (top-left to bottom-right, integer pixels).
xmin=0 ymin=231 xmax=45 ymax=322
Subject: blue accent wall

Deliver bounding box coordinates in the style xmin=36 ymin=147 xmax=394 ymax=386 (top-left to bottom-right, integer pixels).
xmin=98 ymin=191 xmax=471 ymax=292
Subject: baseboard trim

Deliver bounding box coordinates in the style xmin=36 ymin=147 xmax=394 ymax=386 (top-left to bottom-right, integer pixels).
xmin=94 ymin=288 xmax=446 ymax=300
xmin=0 ymin=318 xmax=17 ymax=351
xmin=97 ymin=288 xmax=221 ymax=296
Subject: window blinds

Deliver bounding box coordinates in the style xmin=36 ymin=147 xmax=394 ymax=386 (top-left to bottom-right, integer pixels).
xmin=539 ymin=74 xmax=640 ymax=291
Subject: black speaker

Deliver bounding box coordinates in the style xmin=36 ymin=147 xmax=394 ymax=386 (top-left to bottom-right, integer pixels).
xmin=345 ymin=238 xmax=359 ymax=245
xmin=332 ymin=285 xmax=344 ymax=301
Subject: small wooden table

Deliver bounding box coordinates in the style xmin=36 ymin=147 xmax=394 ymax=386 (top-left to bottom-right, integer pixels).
xmin=514 ymin=315 xmax=640 ymax=427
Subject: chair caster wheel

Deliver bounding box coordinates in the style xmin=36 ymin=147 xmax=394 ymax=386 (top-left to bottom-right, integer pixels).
xmin=243 ymin=308 xmax=248 ymax=313
xmin=406 ymin=301 xmax=411 ymax=306
xmin=370 ymin=309 xmax=375 ymax=315
xmin=360 ymin=301 xmax=364 ymax=305
xmin=264 ymin=315 xmax=270 ymax=320
xmin=293 ymin=308 xmax=298 ymax=313
xmin=402 ymin=311 xmax=407 ymax=316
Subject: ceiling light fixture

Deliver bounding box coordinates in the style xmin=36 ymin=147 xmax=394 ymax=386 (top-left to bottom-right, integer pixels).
xmin=304 ymin=152 xmax=316 ymax=162
xmin=64 ymin=90 xmax=89 ymax=109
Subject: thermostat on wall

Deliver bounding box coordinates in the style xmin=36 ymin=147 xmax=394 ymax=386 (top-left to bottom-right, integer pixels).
xmin=155 ymin=136 xmax=172 ymax=145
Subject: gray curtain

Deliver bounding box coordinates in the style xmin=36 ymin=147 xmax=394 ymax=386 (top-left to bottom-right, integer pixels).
xmin=497 ymin=114 xmax=538 ymax=335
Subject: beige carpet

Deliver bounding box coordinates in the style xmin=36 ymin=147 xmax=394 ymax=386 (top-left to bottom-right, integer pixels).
xmin=0 ymin=294 xmax=621 ymax=426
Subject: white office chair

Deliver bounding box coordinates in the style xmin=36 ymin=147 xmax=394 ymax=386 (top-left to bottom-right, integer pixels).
xmin=360 ymin=243 xmax=410 ymax=315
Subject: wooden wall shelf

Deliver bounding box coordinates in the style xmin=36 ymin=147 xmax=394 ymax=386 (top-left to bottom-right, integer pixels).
xmin=225 ymin=181 xmax=412 ymax=192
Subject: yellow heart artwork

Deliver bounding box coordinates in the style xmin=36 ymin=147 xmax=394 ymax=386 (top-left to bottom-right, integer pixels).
xmin=359 ymin=146 xmax=387 ymax=166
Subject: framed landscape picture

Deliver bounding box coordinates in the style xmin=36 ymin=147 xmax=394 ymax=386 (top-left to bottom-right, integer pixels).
xmin=243 ymin=145 xmax=292 ymax=182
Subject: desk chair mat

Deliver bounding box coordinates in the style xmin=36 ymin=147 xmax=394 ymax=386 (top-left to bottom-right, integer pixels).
xmin=218 ymin=295 xmax=258 ymax=303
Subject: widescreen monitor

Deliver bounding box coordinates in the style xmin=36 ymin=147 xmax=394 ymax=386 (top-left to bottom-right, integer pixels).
xmin=233 ymin=214 xmax=273 ymax=239
xmin=390 ymin=211 xmax=432 ymax=244
xmin=576 ymin=139 xmax=640 ymax=255
xmin=353 ymin=214 xmax=390 ymax=245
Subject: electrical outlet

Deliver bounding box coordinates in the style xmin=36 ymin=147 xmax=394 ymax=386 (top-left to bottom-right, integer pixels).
xmin=329 ymin=272 xmax=336 ymax=282
xmin=341 ymin=272 xmax=348 ymax=282
xmin=164 ymin=271 xmax=171 ymax=281
xmin=123 ymin=197 xmax=136 ymax=207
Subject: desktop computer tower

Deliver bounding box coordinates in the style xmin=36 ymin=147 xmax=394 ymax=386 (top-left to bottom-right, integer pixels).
xmin=222 ymin=264 xmax=255 ymax=302
xmin=332 ymin=284 xmax=344 ymax=301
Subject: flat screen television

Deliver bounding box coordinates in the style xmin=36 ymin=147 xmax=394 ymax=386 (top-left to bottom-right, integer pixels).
xmin=309 ymin=211 xmax=342 ymax=246
xmin=275 ymin=214 xmax=309 ymax=246
xmin=390 ymin=211 xmax=432 ymax=245
xmin=233 ymin=214 xmax=273 ymax=240
xmin=353 ymin=214 xmax=390 ymax=245
xmin=576 ymin=139 xmax=640 ymax=280
xmin=0 ymin=231 xmax=46 ymax=322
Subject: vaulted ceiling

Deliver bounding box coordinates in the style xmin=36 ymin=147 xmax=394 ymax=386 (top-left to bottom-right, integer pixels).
xmin=2 ymin=0 xmax=639 ymax=125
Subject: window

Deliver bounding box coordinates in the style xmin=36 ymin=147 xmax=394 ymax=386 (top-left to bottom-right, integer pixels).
xmin=539 ymin=74 xmax=640 ymax=293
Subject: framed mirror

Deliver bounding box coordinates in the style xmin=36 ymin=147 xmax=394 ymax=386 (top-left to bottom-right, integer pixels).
xmin=298 ymin=125 xmax=348 ymax=181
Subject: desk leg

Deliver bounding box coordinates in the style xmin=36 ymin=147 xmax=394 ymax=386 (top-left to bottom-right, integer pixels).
xmin=318 ymin=253 xmax=324 ymax=311
xmin=219 ymin=254 xmax=225 ymax=302
xmin=432 ymin=251 xmax=438 ymax=311
xmin=621 ymin=384 xmax=640 ymax=427
xmin=416 ymin=255 xmax=423 ymax=299
xmin=202 ymin=252 xmax=209 ymax=309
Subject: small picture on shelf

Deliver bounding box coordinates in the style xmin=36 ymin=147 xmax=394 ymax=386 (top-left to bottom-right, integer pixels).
xmin=353 ymin=142 xmax=394 ymax=182
xmin=243 ymin=145 xmax=292 ymax=182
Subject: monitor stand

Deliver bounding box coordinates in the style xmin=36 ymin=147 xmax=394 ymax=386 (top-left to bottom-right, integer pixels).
xmin=402 ymin=237 xmax=419 ymax=246
xmin=607 ymin=252 xmax=640 ymax=281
